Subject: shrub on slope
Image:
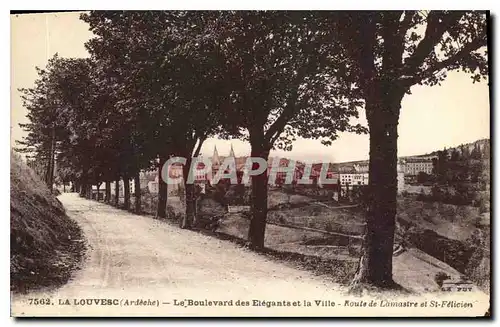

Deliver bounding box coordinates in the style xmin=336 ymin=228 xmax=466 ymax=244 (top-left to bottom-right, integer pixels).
xmin=10 ymin=152 xmax=85 ymax=293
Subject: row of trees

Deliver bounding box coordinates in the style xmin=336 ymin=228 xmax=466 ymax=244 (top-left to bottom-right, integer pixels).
xmin=415 ymin=142 xmax=490 ymax=209
xmin=433 ymin=142 xmax=490 ymax=184
xmin=16 ymin=11 xmax=488 ymax=289
xmin=415 ymin=141 xmax=490 ymax=184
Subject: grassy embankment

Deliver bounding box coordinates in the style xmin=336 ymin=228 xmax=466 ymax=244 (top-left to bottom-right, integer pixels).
xmin=10 ymin=152 xmax=85 ymax=293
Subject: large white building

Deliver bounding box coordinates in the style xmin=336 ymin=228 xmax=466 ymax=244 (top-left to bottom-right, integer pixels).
xmin=403 ymin=157 xmax=434 ymax=176
xmin=340 ymin=172 xmax=369 ymax=186
xmin=339 ymin=161 xmax=405 ymax=193
xmin=339 ymin=163 xmax=369 ymax=187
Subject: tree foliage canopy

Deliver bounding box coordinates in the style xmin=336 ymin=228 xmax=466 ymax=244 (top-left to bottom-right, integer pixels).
xmin=16 ymin=11 xmax=489 ymax=271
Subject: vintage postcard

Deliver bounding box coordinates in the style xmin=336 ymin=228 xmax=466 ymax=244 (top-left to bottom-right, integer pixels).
xmin=10 ymin=10 xmax=491 ymax=317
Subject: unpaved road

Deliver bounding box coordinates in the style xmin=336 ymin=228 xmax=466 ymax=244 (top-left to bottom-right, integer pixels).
xmin=11 ymin=193 xmax=488 ymax=317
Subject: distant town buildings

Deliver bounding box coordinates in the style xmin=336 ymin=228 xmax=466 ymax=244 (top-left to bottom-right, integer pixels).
xmin=337 ymin=161 xmax=405 ymax=193
xmin=397 ymin=162 xmax=405 ymax=192
xmin=403 ymin=157 xmax=434 ymax=176
xmin=338 ymin=163 xmax=370 ymax=187
xmin=143 ymin=145 xmax=340 ymax=192
xmin=126 ymin=145 xmax=462 ymax=196
xmin=339 ymin=171 xmax=369 ymax=186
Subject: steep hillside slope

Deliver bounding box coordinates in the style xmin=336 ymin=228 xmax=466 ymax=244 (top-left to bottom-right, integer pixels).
xmin=10 ymin=152 xmax=85 ymax=293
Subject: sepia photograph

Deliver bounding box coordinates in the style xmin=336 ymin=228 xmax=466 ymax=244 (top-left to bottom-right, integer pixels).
xmin=10 ymin=9 xmax=491 ymax=318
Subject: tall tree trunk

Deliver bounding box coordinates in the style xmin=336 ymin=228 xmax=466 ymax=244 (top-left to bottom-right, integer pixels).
xmin=353 ymin=89 xmax=404 ymax=288
xmin=46 ymin=126 xmax=56 ymax=191
xmin=80 ymin=182 xmax=86 ymax=197
xmin=247 ymin=142 xmax=270 ymax=251
xmin=123 ymin=175 xmax=130 ymax=210
xmin=180 ymin=157 xmax=196 ymax=229
xmin=96 ymin=183 xmax=100 ymax=201
xmin=134 ymin=172 xmax=141 ymax=214
xmin=181 ymin=137 xmax=205 ymax=227
xmin=86 ymin=185 xmax=92 ymax=200
xmin=81 ymin=175 xmax=90 ymax=199
xmin=157 ymin=156 xmax=168 ymax=218
xmin=181 ymin=183 xmax=197 ymax=229
xmin=105 ymin=181 xmax=111 ymax=203
xmin=114 ymin=178 xmax=120 ymax=207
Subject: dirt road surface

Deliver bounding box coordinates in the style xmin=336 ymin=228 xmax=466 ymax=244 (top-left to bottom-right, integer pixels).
xmin=11 ymin=193 xmax=488 ymax=317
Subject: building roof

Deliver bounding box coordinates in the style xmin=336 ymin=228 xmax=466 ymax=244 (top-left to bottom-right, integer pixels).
xmin=404 ymin=157 xmax=434 ymax=163
xmin=212 ymin=145 xmax=221 ymax=165
xmin=229 ymin=144 xmax=235 ymax=158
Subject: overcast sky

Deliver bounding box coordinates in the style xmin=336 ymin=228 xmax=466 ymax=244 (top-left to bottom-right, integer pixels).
xmin=11 ymin=12 xmax=491 ymax=163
